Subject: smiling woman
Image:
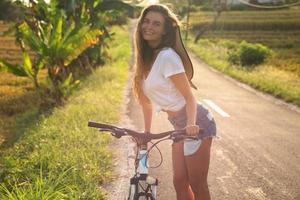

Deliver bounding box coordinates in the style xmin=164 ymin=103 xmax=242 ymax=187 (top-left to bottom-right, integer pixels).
xmin=132 ymin=4 xmax=217 ymax=200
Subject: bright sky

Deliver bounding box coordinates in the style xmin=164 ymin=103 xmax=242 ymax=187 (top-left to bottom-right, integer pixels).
xmin=137 ymin=0 xmax=160 ymax=6
xmin=147 ymin=0 xmax=159 ymax=4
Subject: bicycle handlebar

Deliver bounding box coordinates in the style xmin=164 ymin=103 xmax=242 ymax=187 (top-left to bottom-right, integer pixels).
xmin=88 ymin=121 xmax=199 ymax=141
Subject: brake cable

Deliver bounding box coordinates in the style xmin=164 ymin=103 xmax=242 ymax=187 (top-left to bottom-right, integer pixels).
xmin=146 ymin=138 xmax=171 ymax=169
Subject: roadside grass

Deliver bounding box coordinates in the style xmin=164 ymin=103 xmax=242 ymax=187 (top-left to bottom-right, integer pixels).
xmin=187 ymin=9 xmax=300 ymax=106
xmin=189 ymin=9 xmax=300 ymax=77
xmin=0 ymin=25 xmax=130 ymax=199
xmin=0 ymin=73 xmax=41 ymax=145
xmin=187 ymin=38 xmax=300 ymax=106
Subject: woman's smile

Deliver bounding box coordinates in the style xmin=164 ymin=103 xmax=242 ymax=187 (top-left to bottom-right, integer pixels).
xmin=143 ymin=30 xmax=154 ymax=36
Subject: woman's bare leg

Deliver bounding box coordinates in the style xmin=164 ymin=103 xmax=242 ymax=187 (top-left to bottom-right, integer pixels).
xmin=185 ymin=138 xmax=212 ymax=200
xmin=172 ymin=141 xmax=194 ymax=200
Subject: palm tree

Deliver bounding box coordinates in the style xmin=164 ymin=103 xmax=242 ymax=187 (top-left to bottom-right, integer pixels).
xmin=0 ymin=0 xmax=134 ymax=103
xmin=1 ymin=7 xmax=102 ymax=102
xmin=20 ymin=9 xmax=102 ymax=100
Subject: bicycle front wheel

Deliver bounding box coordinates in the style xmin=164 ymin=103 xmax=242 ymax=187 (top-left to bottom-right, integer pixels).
xmin=127 ymin=184 xmax=136 ymax=200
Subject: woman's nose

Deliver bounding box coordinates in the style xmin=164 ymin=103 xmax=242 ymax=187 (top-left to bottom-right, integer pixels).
xmin=145 ymin=23 xmax=154 ymax=30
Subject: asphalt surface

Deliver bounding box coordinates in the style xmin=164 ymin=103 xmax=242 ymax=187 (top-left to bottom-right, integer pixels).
xmin=105 ymin=21 xmax=300 ymax=200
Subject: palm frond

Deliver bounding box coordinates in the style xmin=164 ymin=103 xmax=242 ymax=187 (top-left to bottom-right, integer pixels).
xmin=22 ymin=51 xmax=34 ymax=78
xmin=49 ymin=10 xmax=63 ymax=49
xmin=63 ymin=28 xmax=102 ymax=66
xmin=0 ymin=59 xmax=27 ymax=77
xmin=18 ymin=22 xmax=42 ymax=53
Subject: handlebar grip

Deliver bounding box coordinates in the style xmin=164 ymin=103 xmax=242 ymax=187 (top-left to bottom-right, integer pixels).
xmin=88 ymin=121 xmax=100 ymax=128
xmin=88 ymin=121 xmax=126 ymax=138
xmin=88 ymin=121 xmax=115 ymax=129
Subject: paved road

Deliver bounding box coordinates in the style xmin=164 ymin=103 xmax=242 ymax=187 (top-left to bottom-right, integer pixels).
xmin=127 ymin=52 xmax=300 ymax=200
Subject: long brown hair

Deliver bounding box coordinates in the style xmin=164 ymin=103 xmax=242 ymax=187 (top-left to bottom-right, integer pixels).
xmin=133 ymin=4 xmax=180 ymax=103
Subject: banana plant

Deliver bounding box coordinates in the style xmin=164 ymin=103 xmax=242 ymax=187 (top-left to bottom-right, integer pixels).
xmin=1 ymin=0 xmax=132 ymax=103
xmin=14 ymin=9 xmax=102 ymax=102
xmin=56 ymin=0 xmax=134 ymax=68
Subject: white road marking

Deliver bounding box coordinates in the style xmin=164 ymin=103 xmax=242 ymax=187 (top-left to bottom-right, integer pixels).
xmin=202 ymin=99 xmax=230 ymax=117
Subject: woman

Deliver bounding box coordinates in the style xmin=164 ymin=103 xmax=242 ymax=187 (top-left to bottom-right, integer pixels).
xmin=133 ymin=4 xmax=217 ymax=200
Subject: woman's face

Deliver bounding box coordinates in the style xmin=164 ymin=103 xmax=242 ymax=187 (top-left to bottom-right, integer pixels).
xmin=141 ymin=11 xmax=166 ymax=48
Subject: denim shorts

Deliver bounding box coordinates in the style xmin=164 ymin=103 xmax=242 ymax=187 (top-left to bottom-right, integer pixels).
xmin=168 ymin=103 xmax=217 ymax=156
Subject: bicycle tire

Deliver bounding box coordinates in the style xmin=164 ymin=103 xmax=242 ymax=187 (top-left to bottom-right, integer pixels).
xmin=127 ymin=181 xmax=156 ymax=200
xmin=136 ymin=194 xmax=155 ymax=200
xmin=127 ymin=184 xmax=137 ymax=200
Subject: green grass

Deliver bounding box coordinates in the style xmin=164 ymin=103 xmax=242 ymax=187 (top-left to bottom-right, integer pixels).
xmin=0 ymin=25 xmax=130 ymax=199
xmin=187 ymin=38 xmax=300 ymax=106
xmin=186 ymin=9 xmax=300 ymax=106
xmin=189 ymin=9 xmax=300 ymax=75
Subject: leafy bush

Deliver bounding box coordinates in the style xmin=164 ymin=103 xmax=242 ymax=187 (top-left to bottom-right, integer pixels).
xmin=228 ymin=41 xmax=272 ymax=67
xmin=228 ymin=49 xmax=240 ymax=65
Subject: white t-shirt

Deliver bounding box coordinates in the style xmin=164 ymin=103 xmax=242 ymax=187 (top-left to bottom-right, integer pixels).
xmin=143 ymin=47 xmax=186 ymax=112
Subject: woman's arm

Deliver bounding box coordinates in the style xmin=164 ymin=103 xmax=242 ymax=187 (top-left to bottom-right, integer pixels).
xmin=139 ymin=92 xmax=153 ymax=132
xmin=169 ymin=72 xmax=199 ymax=136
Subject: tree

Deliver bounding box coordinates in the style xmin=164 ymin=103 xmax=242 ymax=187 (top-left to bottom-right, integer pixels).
xmin=194 ymin=0 xmax=227 ymax=43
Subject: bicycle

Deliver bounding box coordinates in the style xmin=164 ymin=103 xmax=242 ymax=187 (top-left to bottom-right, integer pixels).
xmin=88 ymin=121 xmax=200 ymax=200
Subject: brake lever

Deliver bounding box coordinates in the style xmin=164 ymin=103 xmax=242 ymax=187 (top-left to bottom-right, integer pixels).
xmin=186 ymin=136 xmax=200 ymax=140
xmin=112 ymin=127 xmax=127 ymax=138
xmin=98 ymin=128 xmax=125 ymax=138
xmin=171 ymin=130 xmax=201 ymax=142
xmin=170 ymin=131 xmax=185 ymax=142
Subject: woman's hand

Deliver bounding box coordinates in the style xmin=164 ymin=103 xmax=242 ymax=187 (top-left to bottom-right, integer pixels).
xmin=185 ymin=124 xmax=200 ymax=136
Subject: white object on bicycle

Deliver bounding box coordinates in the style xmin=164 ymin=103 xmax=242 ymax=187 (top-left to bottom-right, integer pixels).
xmin=138 ymin=150 xmax=148 ymax=174
xmin=146 ymin=175 xmax=156 ymax=185
xmin=184 ymin=139 xmax=202 ymax=156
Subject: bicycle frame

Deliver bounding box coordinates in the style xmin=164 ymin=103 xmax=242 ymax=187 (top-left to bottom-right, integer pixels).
xmin=128 ymin=144 xmax=158 ymax=200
